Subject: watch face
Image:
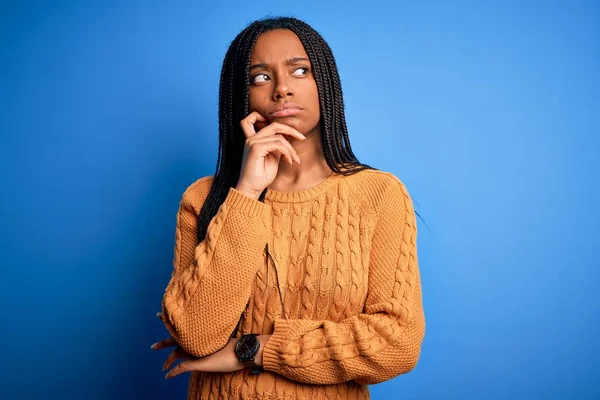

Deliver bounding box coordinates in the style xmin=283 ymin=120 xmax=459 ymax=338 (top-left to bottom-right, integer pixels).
xmin=235 ymin=334 xmax=260 ymax=361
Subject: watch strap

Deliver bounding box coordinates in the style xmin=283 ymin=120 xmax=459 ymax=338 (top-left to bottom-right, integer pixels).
xmin=250 ymin=365 xmax=264 ymax=375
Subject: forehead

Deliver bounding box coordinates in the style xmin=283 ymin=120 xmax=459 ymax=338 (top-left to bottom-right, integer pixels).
xmin=250 ymin=29 xmax=309 ymax=62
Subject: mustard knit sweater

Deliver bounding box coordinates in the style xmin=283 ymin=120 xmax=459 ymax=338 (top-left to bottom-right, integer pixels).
xmin=161 ymin=169 xmax=425 ymax=399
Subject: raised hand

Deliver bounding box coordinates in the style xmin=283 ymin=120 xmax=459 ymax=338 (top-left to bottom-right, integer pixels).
xmin=236 ymin=111 xmax=306 ymax=199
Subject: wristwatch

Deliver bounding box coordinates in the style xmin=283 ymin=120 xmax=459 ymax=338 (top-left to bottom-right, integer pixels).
xmin=234 ymin=334 xmax=263 ymax=374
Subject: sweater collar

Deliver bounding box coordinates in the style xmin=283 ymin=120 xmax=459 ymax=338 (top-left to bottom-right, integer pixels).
xmin=264 ymin=172 xmax=342 ymax=203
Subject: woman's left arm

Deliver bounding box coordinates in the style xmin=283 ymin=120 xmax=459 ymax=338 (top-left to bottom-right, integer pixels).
xmin=261 ymin=178 xmax=426 ymax=385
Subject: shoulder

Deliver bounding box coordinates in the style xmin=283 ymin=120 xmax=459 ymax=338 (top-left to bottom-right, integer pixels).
xmin=344 ymin=168 xmax=414 ymax=216
xmin=179 ymin=175 xmax=215 ymax=213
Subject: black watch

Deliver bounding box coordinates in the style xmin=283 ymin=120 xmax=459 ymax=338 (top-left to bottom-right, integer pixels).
xmin=234 ymin=334 xmax=263 ymax=374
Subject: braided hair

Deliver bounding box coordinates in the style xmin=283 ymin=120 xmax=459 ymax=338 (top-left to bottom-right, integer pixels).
xmin=196 ymin=16 xmax=375 ymax=243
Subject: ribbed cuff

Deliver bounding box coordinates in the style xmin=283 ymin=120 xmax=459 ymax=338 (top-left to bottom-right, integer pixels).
xmin=261 ymin=317 xmax=291 ymax=372
xmin=225 ymin=187 xmax=270 ymax=218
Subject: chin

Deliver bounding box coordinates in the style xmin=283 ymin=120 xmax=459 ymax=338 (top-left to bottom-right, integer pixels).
xmin=268 ymin=116 xmax=318 ymax=136
xmin=271 ymin=116 xmax=302 ymax=128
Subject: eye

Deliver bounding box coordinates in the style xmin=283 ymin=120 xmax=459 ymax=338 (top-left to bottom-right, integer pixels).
xmin=292 ymin=67 xmax=309 ymax=76
xmin=251 ymin=73 xmax=270 ymax=84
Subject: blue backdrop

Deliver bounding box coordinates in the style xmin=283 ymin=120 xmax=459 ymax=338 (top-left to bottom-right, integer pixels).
xmin=1 ymin=1 xmax=598 ymax=399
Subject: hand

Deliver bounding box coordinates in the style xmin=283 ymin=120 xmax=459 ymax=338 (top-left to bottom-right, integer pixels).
xmin=152 ymin=311 xmax=271 ymax=379
xmin=236 ymin=111 xmax=307 ymax=199
xmin=162 ymin=337 xmax=246 ymax=379
xmin=151 ymin=311 xmax=178 ymax=351
xmin=162 ymin=334 xmax=271 ymax=378
xmin=151 ymin=312 xmax=194 ymax=372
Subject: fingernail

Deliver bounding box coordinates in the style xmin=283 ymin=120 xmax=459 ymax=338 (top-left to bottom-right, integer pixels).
xmin=156 ymin=312 xmax=161 ymax=318
xmin=165 ymin=373 xmax=170 ymax=379
xmin=150 ymin=343 xmax=156 ymax=349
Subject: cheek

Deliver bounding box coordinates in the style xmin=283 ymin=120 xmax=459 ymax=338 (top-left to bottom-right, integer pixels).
xmin=248 ymin=91 xmax=259 ymax=112
xmin=307 ymin=83 xmax=320 ymax=113
xmin=248 ymin=89 xmax=269 ymax=112
xmin=298 ymin=88 xmax=321 ymax=132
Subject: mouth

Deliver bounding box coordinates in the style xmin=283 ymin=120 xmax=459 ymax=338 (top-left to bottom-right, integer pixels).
xmin=270 ymin=108 xmax=302 ymax=117
xmin=269 ymin=102 xmax=303 ymax=118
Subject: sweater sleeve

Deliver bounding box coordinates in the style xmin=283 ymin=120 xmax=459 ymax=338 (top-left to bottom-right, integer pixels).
xmin=261 ymin=178 xmax=425 ymax=385
xmin=161 ymin=179 xmax=271 ymax=357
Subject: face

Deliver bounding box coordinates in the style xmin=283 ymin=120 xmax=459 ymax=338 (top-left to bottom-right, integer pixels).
xmin=247 ymin=29 xmax=320 ymax=136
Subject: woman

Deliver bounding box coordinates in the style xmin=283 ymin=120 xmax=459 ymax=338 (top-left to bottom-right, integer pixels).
xmin=151 ymin=16 xmax=425 ymax=399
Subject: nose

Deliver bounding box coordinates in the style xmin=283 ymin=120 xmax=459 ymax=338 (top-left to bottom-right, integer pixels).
xmin=272 ymin=75 xmax=293 ymax=101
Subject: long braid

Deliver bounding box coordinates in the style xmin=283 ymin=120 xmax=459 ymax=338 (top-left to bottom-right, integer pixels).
xmin=196 ymin=17 xmax=380 ymax=243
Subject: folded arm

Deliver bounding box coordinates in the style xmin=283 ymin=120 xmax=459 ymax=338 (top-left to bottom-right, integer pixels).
xmin=161 ymin=180 xmax=271 ymax=357
xmin=261 ymin=178 xmax=425 ymax=385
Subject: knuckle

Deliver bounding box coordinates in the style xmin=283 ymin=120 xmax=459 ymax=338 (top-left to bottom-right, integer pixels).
xmin=275 ymin=135 xmax=288 ymax=144
xmin=176 ymin=362 xmax=187 ymax=372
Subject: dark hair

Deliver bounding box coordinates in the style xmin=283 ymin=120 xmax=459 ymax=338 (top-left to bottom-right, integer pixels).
xmin=196 ymin=16 xmax=375 ymax=242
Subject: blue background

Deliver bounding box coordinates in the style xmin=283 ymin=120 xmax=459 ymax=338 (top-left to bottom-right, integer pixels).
xmin=1 ymin=1 xmax=598 ymax=399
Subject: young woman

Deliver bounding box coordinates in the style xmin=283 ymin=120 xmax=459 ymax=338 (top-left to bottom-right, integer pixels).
xmin=151 ymin=16 xmax=425 ymax=399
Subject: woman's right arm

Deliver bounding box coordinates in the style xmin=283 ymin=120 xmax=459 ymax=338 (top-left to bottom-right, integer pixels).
xmin=161 ymin=177 xmax=271 ymax=358
xmin=163 ymin=112 xmax=305 ymax=357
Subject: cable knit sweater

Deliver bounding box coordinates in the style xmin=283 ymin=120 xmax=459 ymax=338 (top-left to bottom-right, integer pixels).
xmin=161 ymin=168 xmax=425 ymax=399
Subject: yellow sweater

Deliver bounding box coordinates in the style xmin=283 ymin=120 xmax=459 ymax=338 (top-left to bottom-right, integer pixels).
xmin=161 ymin=169 xmax=425 ymax=399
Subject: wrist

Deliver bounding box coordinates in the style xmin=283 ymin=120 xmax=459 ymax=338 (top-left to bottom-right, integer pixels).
xmin=255 ymin=334 xmax=270 ymax=367
xmin=234 ymin=333 xmax=267 ymax=370
xmin=234 ymin=185 xmax=262 ymax=200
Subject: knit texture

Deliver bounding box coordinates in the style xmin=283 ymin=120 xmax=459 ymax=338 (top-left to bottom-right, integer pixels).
xmin=161 ymin=169 xmax=425 ymax=399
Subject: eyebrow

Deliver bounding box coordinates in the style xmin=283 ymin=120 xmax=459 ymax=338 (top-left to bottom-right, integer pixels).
xmin=249 ymin=57 xmax=310 ymax=71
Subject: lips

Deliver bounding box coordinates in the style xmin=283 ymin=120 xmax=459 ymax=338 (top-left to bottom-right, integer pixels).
xmin=269 ymin=102 xmax=303 ymax=118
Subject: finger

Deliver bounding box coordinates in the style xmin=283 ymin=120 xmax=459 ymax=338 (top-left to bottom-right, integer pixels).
xmin=250 ymin=139 xmax=296 ymax=166
xmin=240 ymin=111 xmax=267 ymax=139
xmin=165 ymin=359 xmax=194 ymax=379
xmin=253 ymin=122 xmax=306 ymax=141
xmin=250 ymin=135 xmax=299 ymax=165
xmin=157 ymin=311 xmax=176 ymax=332
xmin=275 ymin=134 xmax=301 ymax=163
xmin=163 ymin=346 xmax=192 ymax=371
xmin=151 ymin=336 xmax=178 ymax=350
